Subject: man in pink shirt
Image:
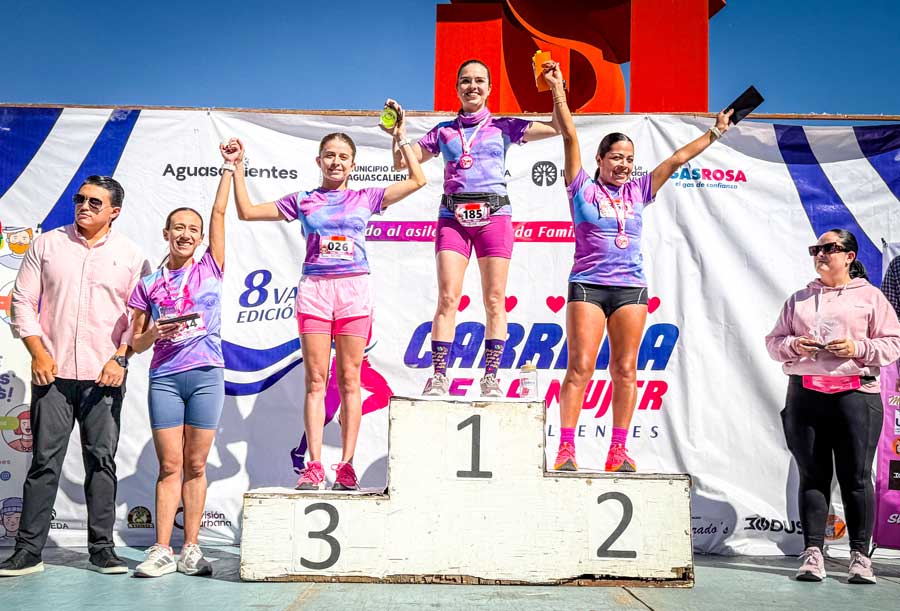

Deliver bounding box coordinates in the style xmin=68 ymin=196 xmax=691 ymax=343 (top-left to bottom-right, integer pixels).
xmin=0 ymin=176 xmax=148 ymax=577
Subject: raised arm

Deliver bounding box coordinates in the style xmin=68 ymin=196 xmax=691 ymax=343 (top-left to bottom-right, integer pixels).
xmin=384 ymin=99 xmax=436 ymax=171
xmin=231 ymin=139 xmax=285 ymax=222
xmin=649 ymin=109 xmax=733 ymax=197
xmin=383 ymin=114 xmax=428 ymax=208
xmin=209 ymin=139 xmax=238 ymax=268
xmin=543 ymin=62 xmax=580 ymax=185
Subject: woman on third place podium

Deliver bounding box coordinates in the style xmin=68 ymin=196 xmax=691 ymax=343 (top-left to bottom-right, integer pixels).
xmin=544 ymin=61 xmax=733 ymax=473
xmin=232 ymin=117 xmax=426 ymax=492
xmin=388 ymin=59 xmax=560 ymax=398
xmin=766 ymin=229 xmax=900 ymax=584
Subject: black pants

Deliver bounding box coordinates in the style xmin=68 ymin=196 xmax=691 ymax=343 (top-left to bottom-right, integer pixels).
xmin=15 ymin=379 xmax=124 ymax=556
xmin=781 ymin=376 xmax=882 ymax=553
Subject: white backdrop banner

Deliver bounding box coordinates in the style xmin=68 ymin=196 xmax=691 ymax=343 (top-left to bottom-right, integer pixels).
xmin=1 ymin=108 xmax=898 ymax=555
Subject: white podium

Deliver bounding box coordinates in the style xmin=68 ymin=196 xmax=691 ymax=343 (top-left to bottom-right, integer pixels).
xmin=240 ymin=397 xmax=693 ymax=586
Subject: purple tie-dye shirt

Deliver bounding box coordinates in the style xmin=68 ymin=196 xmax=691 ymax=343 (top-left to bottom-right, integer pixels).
xmin=274 ymin=187 xmax=385 ymax=276
xmin=128 ymin=250 xmax=224 ymax=378
xmin=418 ymin=114 xmax=529 ymax=219
xmin=567 ymin=169 xmax=655 ymax=287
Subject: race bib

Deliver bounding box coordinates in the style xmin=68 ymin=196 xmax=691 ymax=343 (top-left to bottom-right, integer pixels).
xmin=454 ymin=202 xmax=490 ymax=227
xmin=320 ymin=235 xmax=354 ymax=260
xmin=169 ymin=312 xmax=207 ymax=343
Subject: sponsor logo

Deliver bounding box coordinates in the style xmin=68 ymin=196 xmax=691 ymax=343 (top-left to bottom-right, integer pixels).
xmin=49 ymin=509 xmax=70 ymax=530
xmin=690 ymin=516 xmax=731 ymax=536
xmin=889 ymin=395 xmax=900 ymax=407
xmin=893 ymin=437 xmax=900 ymax=457
xmin=887 ymin=513 xmax=900 ymax=525
xmin=173 ymin=507 xmax=233 ymax=530
xmin=894 ymin=406 xmax=900 ymax=434
xmin=890 ymin=460 xmax=900 ymax=491
xmin=348 ymin=164 xmax=407 ymax=184
xmin=743 ymin=515 xmax=803 ymax=534
xmin=0 ymin=471 xmax=10 ymax=481
xmin=671 ymin=164 xmax=748 ymax=190
xmin=531 ymin=161 xmax=558 ymax=186
xmin=162 ymin=162 xmax=298 ymax=182
xmin=127 ymin=506 xmax=154 ymax=528
xmin=824 ymin=514 xmax=846 ymax=541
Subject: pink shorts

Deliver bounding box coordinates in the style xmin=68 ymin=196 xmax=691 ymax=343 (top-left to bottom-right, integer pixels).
xmin=435 ymin=214 xmax=513 ymax=259
xmin=296 ymin=274 xmax=374 ymax=338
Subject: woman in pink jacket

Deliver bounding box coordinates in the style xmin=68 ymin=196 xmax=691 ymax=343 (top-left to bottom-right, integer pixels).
xmin=766 ymin=229 xmax=900 ymax=585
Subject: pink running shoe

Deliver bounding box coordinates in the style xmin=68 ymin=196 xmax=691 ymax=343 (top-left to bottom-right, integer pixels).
xmin=332 ymin=462 xmax=359 ymax=491
xmin=605 ymin=443 xmax=636 ymax=472
xmin=796 ymin=546 xmax=826 ymax=582
xmin=295 ymin=460 xmax=325 ymax=490
xmin=553 ymin=442 xmax=578 ymax=471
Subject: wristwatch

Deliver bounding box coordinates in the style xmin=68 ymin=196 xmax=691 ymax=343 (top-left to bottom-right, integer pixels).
xmin=112 ymin=355 xmax=129 ymax=369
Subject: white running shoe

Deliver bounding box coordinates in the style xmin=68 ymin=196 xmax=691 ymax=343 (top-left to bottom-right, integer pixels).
xmin=795 ymin=546 xmax=826 ymax=582
xmin=423 ymin=373 xmax=450 ymax=396
xmin=178 ymin=543 xmax=212 ymax=576
xmin=134 ymin=544 xmax=176 ymax=578
xmin=479 ymin=374 xmax=503 ymax=398
xmin=848 ymin=550 xmax=876 ymax=584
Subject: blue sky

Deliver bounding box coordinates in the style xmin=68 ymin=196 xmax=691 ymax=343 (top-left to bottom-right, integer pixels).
xmin=1 ymin=0 xmax=898 ymax=115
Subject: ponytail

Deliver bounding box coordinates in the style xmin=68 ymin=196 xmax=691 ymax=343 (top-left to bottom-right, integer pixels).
xmin=849 ymin=259 xmax=868 ymax=280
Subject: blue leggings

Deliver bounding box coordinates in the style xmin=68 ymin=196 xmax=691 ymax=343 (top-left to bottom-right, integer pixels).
xmin=148 ymin=366 xmax=224 ymax=430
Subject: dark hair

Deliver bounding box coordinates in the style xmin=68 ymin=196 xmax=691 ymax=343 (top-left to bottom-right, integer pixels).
xmin=826 ymin=228 xmax=868 ymax=280
xmin=165 ymin=207 xmax=204 ymax=233
xmin=81 ymin=175 xmax=124 ymax=208
xmin=594 ymin=133 xmax=634 ymax=181
xmin=457 ymin=59 xmax=491 ymax=86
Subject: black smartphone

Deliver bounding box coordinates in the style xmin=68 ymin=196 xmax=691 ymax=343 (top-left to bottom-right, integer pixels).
xmin=158 ymin=312 xmax=200 ymax=326
xmin=724 ymin=86 xmax=764 ymax=125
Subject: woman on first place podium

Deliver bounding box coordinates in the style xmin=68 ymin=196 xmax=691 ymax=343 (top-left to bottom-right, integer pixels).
xmin=388 ymin=59 xmax=560 ymax=398
xmin=544 ymin=62 xmax=733 ymax=472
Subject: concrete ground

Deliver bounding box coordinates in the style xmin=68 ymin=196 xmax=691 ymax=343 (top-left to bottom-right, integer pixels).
xmin=1 ymin=547 xmax=898 ymax=610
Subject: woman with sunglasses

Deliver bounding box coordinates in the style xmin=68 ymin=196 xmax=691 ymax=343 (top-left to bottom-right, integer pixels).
xmin=127 ymin=140 xmax=240 ymax=578
xmin=766 ymin=229 xmax=900 ymax=584
xmin=388 ymin=59 xmax=560 ymax=397
xmin=232 ymin=121 xmax=426 ymax=492
xmin=543 ymin=62 xmax=732 ymax=472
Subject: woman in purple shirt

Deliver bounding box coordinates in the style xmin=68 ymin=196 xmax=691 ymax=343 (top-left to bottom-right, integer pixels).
xmin=390 ymin=59 xmax=560 ymax=397
xmin=128 ymin=140 xmax=240 ymax=578
xmin=544 ymin=63 xmax=732 ymax=472
xmin=233 ymin=119 xmax=426 ymax=492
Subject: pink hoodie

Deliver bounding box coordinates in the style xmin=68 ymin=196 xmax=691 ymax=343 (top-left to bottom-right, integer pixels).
xmin=765 ymin=277 xmax=900 ymax=392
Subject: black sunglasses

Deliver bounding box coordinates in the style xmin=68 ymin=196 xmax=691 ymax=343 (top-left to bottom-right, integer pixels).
xmin=73 ymin=193 xmax=106 ymax=213
xmin=808 ymin=242 xmax=848 ymax=256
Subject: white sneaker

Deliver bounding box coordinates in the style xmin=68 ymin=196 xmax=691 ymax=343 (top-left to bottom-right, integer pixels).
xmin=848 ymin=550 xmax=876 ymax=584
xmin=423 ymin=373 xmax=450 ymax=396
xmin=480 ymin=374 xmax=503 ymax=397
xmin=795 ymin=546 xmax=826 ymax=582
xmin=177 ymin=543 xmax=212 ymax=576
xmin=134 ymin=544 xmax=176 ymax=578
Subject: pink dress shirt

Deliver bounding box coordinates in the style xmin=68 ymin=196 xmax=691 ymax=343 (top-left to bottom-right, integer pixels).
xmin=11 ymin=224 xmax=149 ymax=381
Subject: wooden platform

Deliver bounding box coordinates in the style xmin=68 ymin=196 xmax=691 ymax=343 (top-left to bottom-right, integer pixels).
xmin=240 ymin=397 xmax=693 ymax=586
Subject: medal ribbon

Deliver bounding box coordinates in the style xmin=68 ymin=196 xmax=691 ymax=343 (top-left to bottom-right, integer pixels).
xmin=161 ymin=259 xmax=195 ymax=315
xmin=597 ymin=183 xmax=628 ymax=246
xmin=456 ymin=117 xmax=488 ymax=161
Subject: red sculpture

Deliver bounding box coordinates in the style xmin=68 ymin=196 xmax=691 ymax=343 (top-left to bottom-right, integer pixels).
xmin=434 ymin=0 xmax=726 ymax=113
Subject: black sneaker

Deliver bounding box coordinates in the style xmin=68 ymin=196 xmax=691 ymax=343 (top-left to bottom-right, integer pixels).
xmin=0 ymin=549 xmax=44 ymax=577
xmin=89 ymin=547 xmax=128 ymax=574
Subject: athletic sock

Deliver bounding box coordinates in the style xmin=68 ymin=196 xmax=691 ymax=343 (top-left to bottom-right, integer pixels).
xmin=431 ymin=341 xmax=452 ymax=376
xmin=560 ymin=427 xmax=575 ymax=448
xmin=483 ymin=339 xmax=505 ymax=376
xmin=611 ymin=427 xmax=628 ymax=447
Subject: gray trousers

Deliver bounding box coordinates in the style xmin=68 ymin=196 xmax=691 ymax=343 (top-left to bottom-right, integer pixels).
xmin=16 ymin=378 xmax=124 ymax=556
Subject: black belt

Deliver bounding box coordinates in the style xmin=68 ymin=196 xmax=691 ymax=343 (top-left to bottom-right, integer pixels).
xmin=441 ymin=192 xmax=510 ymax=213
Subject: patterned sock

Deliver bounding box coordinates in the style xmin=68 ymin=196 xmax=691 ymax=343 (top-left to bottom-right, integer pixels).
xmin=611 ymin=427 xmax=628 ymax=447
xmin=560 ymin=427 xmax=575 ymax=448
xmin=483 ymin=339 xmax=505 ymax=376
xmin=431 ymin=341 xmax=453 ymax=376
